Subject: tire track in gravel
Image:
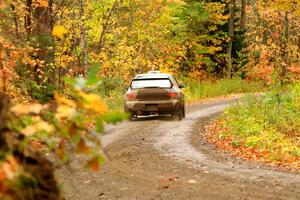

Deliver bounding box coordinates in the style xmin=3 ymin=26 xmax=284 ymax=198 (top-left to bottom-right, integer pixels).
xmin=152 ymin=99 xmax=300 ymax=184
xmin=57 ymin=98 xmax=300 ymax=200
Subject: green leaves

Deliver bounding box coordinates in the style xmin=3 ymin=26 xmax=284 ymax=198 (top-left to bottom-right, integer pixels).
xmin=95 ymin=117 xmax=104 ymax=133
xmin=169 ymin=0 xmax=228 ymax=77
xmin=6 ymin=61 xmax=129 ymax=174
xmin=65 ymin=64 xmax=102 ymax=90
xmin=102 ymin=112 xmax=129 ymax=124
xmin=87 ymin=64 xmax=101 ymax=85
xmin=95 ymin=112 xmax=129 ymax=133
xmin=219 ymin=83 xmax=300 ymax=163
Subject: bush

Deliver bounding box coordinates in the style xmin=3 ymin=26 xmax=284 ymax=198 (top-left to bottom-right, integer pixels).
xmin=218 ymin=82 xmax=300 ymax=162
xmin=28 ymin=81 xmax=59 ymax=103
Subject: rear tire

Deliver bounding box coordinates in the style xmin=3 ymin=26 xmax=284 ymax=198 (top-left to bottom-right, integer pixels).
xmin=174 ymin=106 xmax=183 ymax=121
xmin=178 ymin=110 xmax=183 ymax=121
xmin=128 ymin=112 xmax=136 ymax=121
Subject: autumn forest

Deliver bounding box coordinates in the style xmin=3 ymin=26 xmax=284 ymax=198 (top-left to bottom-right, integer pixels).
xmin=0 ymin=0 xmax=300 ymax=199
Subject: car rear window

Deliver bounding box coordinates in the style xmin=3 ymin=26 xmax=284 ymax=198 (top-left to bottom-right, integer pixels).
xmin=131 ymin=79 xmax=172 ymax=89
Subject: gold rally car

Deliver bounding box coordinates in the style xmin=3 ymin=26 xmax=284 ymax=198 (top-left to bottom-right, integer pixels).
xmin=124 ymin=71 xmax=186 ymax=120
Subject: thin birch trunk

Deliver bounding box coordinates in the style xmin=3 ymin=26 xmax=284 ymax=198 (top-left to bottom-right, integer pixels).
xmin=226 ymin=0 xmax=236 ymax=79
xmin=79 ymin=0 xmax=88 ymax=77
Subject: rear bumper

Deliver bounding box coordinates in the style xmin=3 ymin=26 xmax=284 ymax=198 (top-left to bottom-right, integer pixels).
xmin=125 ymin=100 xmax=180 ymax=114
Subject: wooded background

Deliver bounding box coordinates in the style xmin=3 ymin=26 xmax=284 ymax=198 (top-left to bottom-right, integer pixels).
xmin=0 ymin=0 xmax=300 ymax=100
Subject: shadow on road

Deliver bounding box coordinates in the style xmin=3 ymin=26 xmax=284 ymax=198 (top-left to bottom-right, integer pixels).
xmin=130 ymin=115 xmax=179 ymax=122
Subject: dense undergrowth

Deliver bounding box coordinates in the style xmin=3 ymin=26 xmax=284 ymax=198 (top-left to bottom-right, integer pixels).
xmin=213 ymin=83 xmax=300 ymax=168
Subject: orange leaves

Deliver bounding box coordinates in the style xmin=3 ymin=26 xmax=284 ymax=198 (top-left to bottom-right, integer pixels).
xmin=205 ymin=119 xmax=300 ymax=170
xmin=1 ymin=155 xmax=20 ymax=180
xmin=0 ymin=36 xmax=18 ymax=94
xmin=0 ymin=155 xmax=21 ymax=198
xmin=0 ymin=1 xmax=6 ymax=9
xmin=246 ymin=0 xmax=300 ymax=84
xmin=76 ymin=139 xmax=90 ymax=154
xmin=86 ymin=156 xmax=101 ymax=172
xmin=287 ymin=66 xmax=300 ymax=82
xmin=38 ymin=0 xmax=49 ymax=8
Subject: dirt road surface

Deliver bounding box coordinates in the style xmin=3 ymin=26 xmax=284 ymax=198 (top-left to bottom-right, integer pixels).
xmin=56 ymin=99 xmax=300 ymax=200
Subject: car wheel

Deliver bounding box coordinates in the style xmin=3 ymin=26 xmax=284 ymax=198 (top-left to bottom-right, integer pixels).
xmin=128 ymin=112 xmax=136 ymax=121
xmin=182 ymin=104 xmax=186 ymax=118
xmin=174 ymin=106 xmax=183 ymax=121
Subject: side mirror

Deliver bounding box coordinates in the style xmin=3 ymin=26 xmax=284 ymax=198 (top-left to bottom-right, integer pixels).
xmin=179 ymin=83 xmax=186 ymax=89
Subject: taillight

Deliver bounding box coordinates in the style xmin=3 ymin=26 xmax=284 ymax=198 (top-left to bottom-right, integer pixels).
xmin=125 ymin=92 xmax=136 ymax=100
xmin=168 ymin=91 xmax=178 ymax=98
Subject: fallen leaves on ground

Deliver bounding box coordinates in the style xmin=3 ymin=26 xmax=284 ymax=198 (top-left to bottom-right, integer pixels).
xmin=203 ymin=121 xmax=300 ymax=171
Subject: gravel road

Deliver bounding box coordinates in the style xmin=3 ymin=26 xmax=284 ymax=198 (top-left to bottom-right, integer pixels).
xmin=56 ymin=98 xmax=300 ymax=200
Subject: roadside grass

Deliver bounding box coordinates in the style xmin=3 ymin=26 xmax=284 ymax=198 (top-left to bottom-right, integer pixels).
xmin=211 ymin=83 xmax=300 ymax=168
xmin=181 ymin=77 xmax=264 ymax=103
xmin=100 ymin=77 xmax=265 ymax=111
xmin=185 ymin=78 xmax=263 ymax=102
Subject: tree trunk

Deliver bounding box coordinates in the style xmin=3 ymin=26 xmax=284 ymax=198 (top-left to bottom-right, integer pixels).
xmin=280 ymin=11 xmax=290 ymax=84
xmin=283 ymin=12 xmax=290 ymax=68
xmin=98 ymin=0 xmax=118 ymax=53
xmin=49 ymin=0 xmax=54 ymax=31
xmin=25 ymin=0 xmax=32 ymax=38
xmin=0 ymin=94 xmax=61 ymax=199
xmin=240 ymin=0 xmax=247 ymax=30
xmin=33 ymin=1 xmax=52 ymax=35
xmin=11 ymin=4 xmax=19 ymax=39
xmin=31 ymin=0 xmax=54 ymax=85
xmin=0 ymin=60 xmax=6 ymax=94
xmin=226 ymin=0 xmax=236 ymax=79
xmin=79 ymin=0 xmax=88 ymax=77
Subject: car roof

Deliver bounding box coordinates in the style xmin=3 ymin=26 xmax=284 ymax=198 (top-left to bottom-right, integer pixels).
xmin=133 ymin=73 xmax=172 ymax=80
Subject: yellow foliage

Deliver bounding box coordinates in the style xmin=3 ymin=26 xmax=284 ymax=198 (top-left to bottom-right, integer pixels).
xmin=22 ymin=120 xmax=54 ymax=136
xmin=52 ymin=25 xmax=67 ymax=39
xmin=54 ymin=93 xmax=79 ymax=120
xmin=55 ymin=105 xmax=77 ymax=120
xmin=78 ymin=91 xmax=108 ymax=114
xmin=54 ymin=93 xmax=76 ymax=107
xmin=10 ymin=104 xmax=48 ymax=116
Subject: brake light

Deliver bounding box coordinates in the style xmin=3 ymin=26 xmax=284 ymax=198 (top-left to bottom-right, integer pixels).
xmin=126 ymin=92 xmax=136 ymax=100
xmin=168 ymin=91 xmax=178 ymax=98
